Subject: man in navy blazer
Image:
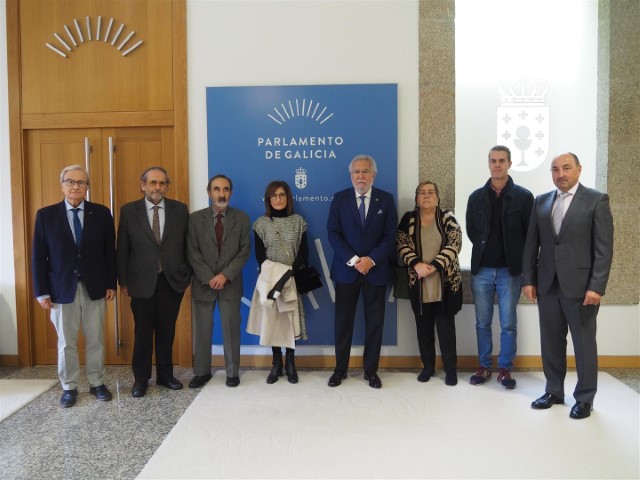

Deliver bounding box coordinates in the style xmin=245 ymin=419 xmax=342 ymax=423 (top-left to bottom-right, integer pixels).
xmin=523 ymin=153 xmax=613 ymax=419
xmin=327 ymin=154 xmax=397 ymax=389
xmin=32 ymin=165 xmax=116 ymax=407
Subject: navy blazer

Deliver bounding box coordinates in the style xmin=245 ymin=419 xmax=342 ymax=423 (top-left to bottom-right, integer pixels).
xmin=327 ymin=186 xmax=397 ymax=286
xmin=32 ymin=200 xmax=117 ymax=303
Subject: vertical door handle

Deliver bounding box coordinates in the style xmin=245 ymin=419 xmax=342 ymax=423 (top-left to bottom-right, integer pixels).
xmin=108 ymin=136 xmax=122 ymax=355
xmin=84 ymin=137 xmax=91 ymax=201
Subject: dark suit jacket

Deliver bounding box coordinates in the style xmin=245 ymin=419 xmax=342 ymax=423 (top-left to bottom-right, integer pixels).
xmin=116 ymin=198 xmax=191 ymax=298
xmin=32 ymin=200 xmax=117 ymax=303
xmin=522 ymin=183 xmax=613 ymax=299
xmin=187 ymin=206 xmax=251 ymax=302
xmin=327 ymin=186 xmax=397 ymax=286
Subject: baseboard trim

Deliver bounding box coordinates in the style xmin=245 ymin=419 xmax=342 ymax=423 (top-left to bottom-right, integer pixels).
xmin=207 ymin=355 xmax=640 ymax=369
xmin=6 ymin=354 xmax=635 ymax=369
xmin=0 ymin=355 xmax=19 ymax=367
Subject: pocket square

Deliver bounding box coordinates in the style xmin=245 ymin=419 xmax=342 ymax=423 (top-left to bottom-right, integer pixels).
xmin=377 ymin=209 xmax=384 ymax=214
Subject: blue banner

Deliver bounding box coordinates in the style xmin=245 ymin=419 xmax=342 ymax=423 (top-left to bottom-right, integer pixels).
xmin=206 ymin=84 xmax=398 ymax=346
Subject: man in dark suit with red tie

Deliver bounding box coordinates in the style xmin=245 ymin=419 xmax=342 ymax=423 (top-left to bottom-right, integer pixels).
xmin=32 ymin=165 xmax=117 ymax=407
xmin=187 ymin=175 xmax=251 ymax=389
xmin=117 ymin=166 xmax=191 ymax=398
xmin=523 ymin=153 xmax=614 ymax=419
xmin=327 ymin=154 xmax=397 ymax=389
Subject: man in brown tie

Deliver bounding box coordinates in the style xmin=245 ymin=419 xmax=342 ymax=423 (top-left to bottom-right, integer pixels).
xmin=187 ymin=175 xmax=251 ymax=388
xmin=117 ymin=166 xmax=191 ymax=398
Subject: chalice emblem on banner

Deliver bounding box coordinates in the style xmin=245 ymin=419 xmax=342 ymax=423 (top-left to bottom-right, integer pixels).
xmin=497 ymin=77 xmax=549 ymax=172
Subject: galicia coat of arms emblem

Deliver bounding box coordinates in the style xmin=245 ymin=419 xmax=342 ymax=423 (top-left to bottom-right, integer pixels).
xmin=497 ymin=77 xmax=549 ymax=172
xmin=294 ymin=167 xmax=307 ymax=189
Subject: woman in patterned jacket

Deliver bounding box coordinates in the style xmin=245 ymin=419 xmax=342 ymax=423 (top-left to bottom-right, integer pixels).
xmin=397 ymin=180 xmax=463 ymax=386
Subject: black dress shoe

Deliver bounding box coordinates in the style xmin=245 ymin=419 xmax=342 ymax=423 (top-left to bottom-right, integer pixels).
xmin=531 ymin=392 xmax=564 ymax=409
xmin=445 ymin=372 xmax=458 ymax=386
xmin=189 ymin=373 xmax=213 ymax=389
xmin=131 ymin=382 xmax=148 ymax=398
xmin=226 ymin=376 xmax=240 ymax=387
xmin=417 ymin=369 xmax=434 ymax=383
xmin=60 ymin=389 xmax=78 ymax=407
xmin=157 ymin=376 xmax=184 ymax=390
xmin=364 ymin=372 xmax=382 ymax=389
xmin=328 ymin=371 xmax=347 ymax=387
xmin=89 ymin=384 xmax=113 ymax=401
xmin=569 ymin=401 xmax=593 ymax=419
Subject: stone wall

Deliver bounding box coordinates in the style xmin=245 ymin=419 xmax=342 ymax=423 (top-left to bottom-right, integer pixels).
xmin=418 ymin=0 xmax=639 ymax=305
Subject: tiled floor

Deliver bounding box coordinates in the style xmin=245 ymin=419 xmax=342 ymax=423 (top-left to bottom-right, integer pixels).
xmin=0 ymin=366 xmax=638 ymax=480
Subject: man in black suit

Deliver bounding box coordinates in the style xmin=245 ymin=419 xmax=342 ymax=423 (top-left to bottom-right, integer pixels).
xmin=32 ymin=165 xmax=116 ymax=407
xmin=117 ymin=166 xmax=191 ymax=398
xmin=523 ymin=153 xmax=614 ymax=419
xmin=327 ymin=154 xmax=397 ymax=389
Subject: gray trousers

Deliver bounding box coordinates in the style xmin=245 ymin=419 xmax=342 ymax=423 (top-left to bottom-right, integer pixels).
xmin=192 ymin=298 xmax=241 ymax=377
xmin=538 ymin=279 xmax=599 ymax=404
xmin=50 ymin=282 xmax=106 ymax=390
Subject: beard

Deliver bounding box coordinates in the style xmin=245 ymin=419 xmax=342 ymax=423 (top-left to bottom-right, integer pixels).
xmin=212 ymin=197 xmax=228 ymax=209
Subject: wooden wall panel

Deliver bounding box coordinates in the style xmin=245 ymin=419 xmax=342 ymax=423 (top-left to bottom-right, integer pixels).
xmin=19 ymin=0 xmax=173 ymax=114
xmin=9 ymin=0 xmax=190 ymax=367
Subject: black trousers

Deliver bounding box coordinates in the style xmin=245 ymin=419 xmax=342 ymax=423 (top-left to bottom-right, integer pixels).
xmin=130 ymin=273 xmax=184 ymax=382
xmin=334 ymin=277 xmax=386 ymax=374
xmin=414 ymin=301 xmax=457 ymax=374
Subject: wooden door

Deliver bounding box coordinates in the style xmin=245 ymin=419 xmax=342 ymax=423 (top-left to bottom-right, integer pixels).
xmin=25 ymin=126 xmax=177 ymax=365
xmin=25 ymin=128 xmax=103 ymax=364
xmin=101 ymin=126 xmax=177 ymax=364
xmin=7 ymin=0 xmax=188 ymax=368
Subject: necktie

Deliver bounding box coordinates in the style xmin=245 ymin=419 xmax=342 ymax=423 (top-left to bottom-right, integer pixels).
xmin=215 ymin=213 xmax=224 ymax=254
xmin=152 ymin=206 xmax=161 ymax=244
xmin=552 ymin=192 xmax=570 ymax=234
xmin=152 ymin=206 xmax=163 ymax=272
xmin=71 ymin=208 xmax=82 ymax=247
xmin=358 ymin=195 xmax=366 ymax=225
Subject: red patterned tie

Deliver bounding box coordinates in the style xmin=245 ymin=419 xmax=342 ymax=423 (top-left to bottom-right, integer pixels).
xmin=215 ymin=213 xmax=223 ymax=254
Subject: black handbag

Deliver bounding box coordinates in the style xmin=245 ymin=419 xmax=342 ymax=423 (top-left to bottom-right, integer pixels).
xmin=393 ymin=266 xmax=411 ymax=300
xmin=294 ymin=266 xmax=322 ymax=294
xmin=274 ymin=225 xmax=322 ymax=294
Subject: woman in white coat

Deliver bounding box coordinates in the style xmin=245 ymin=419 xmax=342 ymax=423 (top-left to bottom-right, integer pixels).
xmin=251 ymin=181 xmax=308 ymax=384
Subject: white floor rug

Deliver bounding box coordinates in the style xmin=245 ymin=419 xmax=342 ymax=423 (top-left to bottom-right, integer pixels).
xmin=138 ymin=371 xmax=639 ymax=479
xmin=0 ymin=379 xmax=58 ymax=422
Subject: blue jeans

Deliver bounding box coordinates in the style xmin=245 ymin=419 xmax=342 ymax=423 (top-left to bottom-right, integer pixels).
xmin=470 ymin=267 xmax=521 ymax=370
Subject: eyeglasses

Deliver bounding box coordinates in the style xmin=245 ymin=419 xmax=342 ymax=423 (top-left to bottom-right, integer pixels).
xmin=270 ymin=193 xmax=287 ymax=199
xmin=62 ymin=179 xmax=89 ymax=188
xmin=146 ymin=180 xmax=169 ymax=187
xmin=351 ymin=169 xmax=372 ymax=175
